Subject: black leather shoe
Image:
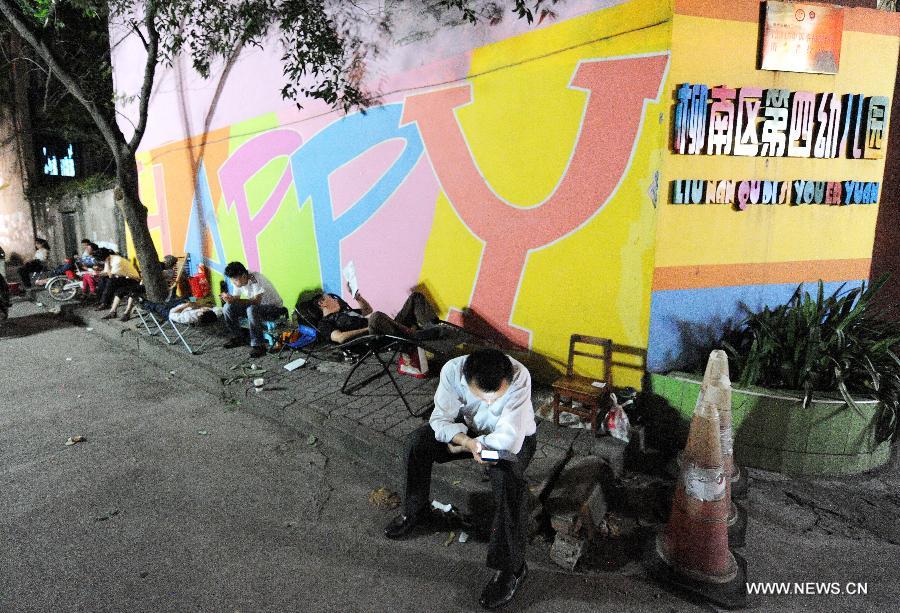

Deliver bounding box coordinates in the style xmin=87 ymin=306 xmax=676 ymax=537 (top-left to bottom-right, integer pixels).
xmin=384 ymin=510 xmax=428 ymax=539
xmin=222 ymin=337 xmax=244 ymax=349
xmin=248 ymin=345 xmax=267 ymax=358
xmin=479 ymin=564 xmax=527 ymax=610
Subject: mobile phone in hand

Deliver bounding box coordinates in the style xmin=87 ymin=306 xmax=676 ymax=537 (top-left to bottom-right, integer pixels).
xmin=480 ymin=449 xmax=500 ymax=462
xmin=480 ymin=449 xmax=517 ymax=463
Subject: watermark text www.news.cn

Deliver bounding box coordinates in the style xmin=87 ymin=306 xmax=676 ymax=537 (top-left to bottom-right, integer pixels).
xmin=746 ymin=582 xmax=868 ymax=596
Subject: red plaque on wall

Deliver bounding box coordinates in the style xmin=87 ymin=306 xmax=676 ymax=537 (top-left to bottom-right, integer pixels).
xmin=761 ymin=1 xmax=844 ymax=74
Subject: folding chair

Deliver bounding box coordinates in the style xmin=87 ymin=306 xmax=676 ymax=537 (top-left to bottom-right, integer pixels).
xmin=167 ymin=306 xmax=220 ymax=354
xmin=134 ymin=256 xmax=217 ymax=354
xmin=287 ymin=299 xmax=456 ymax=418
xmin=134 ymin=297 xmax=214 ymax=354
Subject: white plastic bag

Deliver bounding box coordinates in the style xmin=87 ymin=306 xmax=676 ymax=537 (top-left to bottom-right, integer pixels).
xmin=604 ymin=393 xmax=631 ymax=443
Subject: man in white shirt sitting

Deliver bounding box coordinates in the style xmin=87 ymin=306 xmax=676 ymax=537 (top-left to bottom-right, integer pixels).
xmin=220 ymin=261 xmax=285 ymax=358
xmin=384 ymin=348 xmax=537 ymax=610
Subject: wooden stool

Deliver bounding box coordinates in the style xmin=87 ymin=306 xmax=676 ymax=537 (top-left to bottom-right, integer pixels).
xmin=552 ymin=334 xmax=613 ymax=432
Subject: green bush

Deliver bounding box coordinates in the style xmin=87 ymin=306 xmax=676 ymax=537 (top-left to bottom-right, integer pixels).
xmin=718 ymin=280 xmax=900 ymax=442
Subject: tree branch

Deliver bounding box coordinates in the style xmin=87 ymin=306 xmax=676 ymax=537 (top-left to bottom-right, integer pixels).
xmin=1 ymin=48 xmax=49 ymax=76
xmin=0 ymin=0 xmax=124 ymax=165
xmin=126 ymin=0 xmax=160 ymax=154
xmin=42 ymin=65 xmax=51 ymax=111
xmin=130 ymin=18 xmax=149 ymax=51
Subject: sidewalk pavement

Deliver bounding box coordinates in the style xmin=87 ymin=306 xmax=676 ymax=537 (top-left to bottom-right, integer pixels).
xmin=61 ymin=300 xmax=599 ymax=521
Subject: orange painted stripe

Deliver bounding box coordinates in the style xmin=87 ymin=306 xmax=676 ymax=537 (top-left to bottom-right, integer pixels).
xmin=674 ymin=0 xmax=900 ymax=36
xmin=845 ymin=9 xmax=900 ymax=37
xmin=653 ymin=259 xmax=872 ymax=290
xmin=674 ymin=0 xmax=760 ymax=23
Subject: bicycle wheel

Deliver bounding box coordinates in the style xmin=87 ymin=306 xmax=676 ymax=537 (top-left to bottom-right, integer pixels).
xmin=47 ymin=276 xmax=78 ymax=301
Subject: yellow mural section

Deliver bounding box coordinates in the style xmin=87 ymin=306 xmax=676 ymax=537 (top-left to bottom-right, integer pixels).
xmin=655 ymin=17 xmax=898 ymax=268
xmin=419 ymin=1 xmax=674 ymax=386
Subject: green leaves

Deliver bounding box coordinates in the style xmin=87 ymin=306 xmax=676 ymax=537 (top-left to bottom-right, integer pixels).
xmin=437 ymin=0 xmax=559 ymax=25
xmin=720 ymin=279 xmax=900 ymax=442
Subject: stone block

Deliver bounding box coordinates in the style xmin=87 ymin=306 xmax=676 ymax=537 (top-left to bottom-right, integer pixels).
xmin=550 ymin=532 xmax=586 ymax=571
xmin=550 ymin=511 xmax=578 ymax=536
xmin=581 ymin=483 xmax=608 ymax=529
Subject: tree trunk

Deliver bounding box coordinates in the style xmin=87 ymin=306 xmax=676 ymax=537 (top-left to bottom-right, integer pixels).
xmin=116 ymin=155 xmax=166 ymax=302
xmin=9 ymin=33 xmax=38 ymax=191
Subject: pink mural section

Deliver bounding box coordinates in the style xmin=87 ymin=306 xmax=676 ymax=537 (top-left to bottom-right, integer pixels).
xmin=402 ymin=54 xmax=669 ymax=347
xmin=219 ymin=129 xmax=304 ymax=272
xmin=340 ymin=155 xmax=441 ymax=315
xmin=329 ymin=138 xmax=407 ymax=219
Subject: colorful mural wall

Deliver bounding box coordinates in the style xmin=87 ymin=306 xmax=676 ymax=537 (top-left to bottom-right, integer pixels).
xmin=648 ymin=0 xmax=900 ymax=371
xmin=122 ymin=0 xmax=674 ymax=386
xmin=114 ymin=0 xmax=900 ymax=386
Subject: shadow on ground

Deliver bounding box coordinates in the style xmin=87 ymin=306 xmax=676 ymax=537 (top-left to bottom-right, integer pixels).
xmin=0 ymin=312 xmax=83 ymax=339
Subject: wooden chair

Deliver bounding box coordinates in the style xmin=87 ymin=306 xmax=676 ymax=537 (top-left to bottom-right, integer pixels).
xmin=552 ymin=334 xmax=613 ymax=432
xmin=166 ymin=255 xmax=191 ymax=301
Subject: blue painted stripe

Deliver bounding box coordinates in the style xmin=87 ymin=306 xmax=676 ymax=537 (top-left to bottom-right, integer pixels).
xmin=647 ymin=280 xmax=867 ymax=372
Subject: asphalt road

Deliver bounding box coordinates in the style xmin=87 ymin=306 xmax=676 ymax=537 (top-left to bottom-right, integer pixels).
xmin=2 ymin=301 xmax=899 ymax=612
xmin=0 ymin=303 xmax=689 ymax=613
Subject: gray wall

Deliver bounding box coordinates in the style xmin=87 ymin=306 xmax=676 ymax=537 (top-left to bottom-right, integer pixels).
xmin=32 ymin=188 xmax=125 ymax=262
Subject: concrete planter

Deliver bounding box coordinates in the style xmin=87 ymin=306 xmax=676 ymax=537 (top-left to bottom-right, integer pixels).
xmin=648 ymin=372 xmax=891 ymax=476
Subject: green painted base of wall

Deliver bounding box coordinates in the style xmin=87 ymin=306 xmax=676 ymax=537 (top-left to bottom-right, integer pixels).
xmin=648 ymin=373 xmax=892 ymax=477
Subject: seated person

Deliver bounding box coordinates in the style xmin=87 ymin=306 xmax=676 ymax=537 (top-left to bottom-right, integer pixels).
xmin=311 ymin=288 xmax=441 ymax=344
xmin=117 ymin=255 xmax=182 ymax=322
xmin=160 ymin=255 xmax=179 ymax=283
xmin=48 ymin=257 xmax=78 ymax=279
xmin=82 ymin=256 xmax=106 ymax=299
xmin=384 ymin=348 xmax=537 ymax=610
xmin=96 ymin=250 xmax=141 ymax=319
xmin=18 ymin=238 xmax=50 ymax=289
xmin=77 ymin=239 xmax=100 ymax=269
xmin=220 ymin=261 xmax=285 ymax=358
xmin=168 ymin=301 xmax=221 ymax=325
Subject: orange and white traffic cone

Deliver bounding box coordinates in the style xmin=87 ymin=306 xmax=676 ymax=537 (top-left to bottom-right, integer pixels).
xmin=645 ymin=395 xmax=748 ymax=608
xmin=703 ymin=351 xmax=748 ymax=499
xmin=703 ymin=382 xmax=747 ymax=549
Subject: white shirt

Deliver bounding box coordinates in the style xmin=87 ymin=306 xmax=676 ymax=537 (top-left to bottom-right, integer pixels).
xmin=168 ymin=303 xmax=222 ymax=324
xmin=231 ymin=272 xmax=282 ymax=307
xmin=430 ymin=355 xmax=536 ymax=453
xmin=34 ymin=248 xmax=48 ymax=261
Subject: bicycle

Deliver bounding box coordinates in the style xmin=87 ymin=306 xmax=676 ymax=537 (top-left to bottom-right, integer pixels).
xmin=46 ymin=273 xmax=86 ymax=302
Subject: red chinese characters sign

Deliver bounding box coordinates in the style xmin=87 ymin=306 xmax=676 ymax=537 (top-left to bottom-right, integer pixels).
xmin=761 ymin=1 xmax=843 ymax=74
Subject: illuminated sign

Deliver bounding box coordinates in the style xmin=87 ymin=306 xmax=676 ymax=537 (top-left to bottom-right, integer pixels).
xmin=761 ymin=1 xmax=844 ymax=74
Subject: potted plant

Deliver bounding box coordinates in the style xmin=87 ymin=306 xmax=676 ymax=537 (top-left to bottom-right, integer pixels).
xmin=651 ymin=279 xmax=899 ymax=476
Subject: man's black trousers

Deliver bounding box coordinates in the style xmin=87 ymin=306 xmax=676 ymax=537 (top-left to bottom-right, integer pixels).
xmin=403 ymin=424 xmax=536 ymax=573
